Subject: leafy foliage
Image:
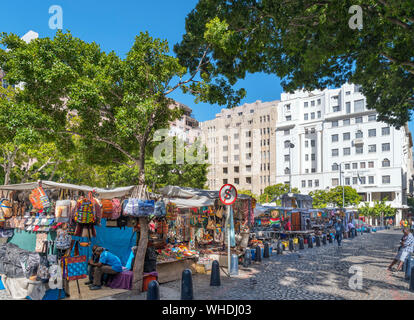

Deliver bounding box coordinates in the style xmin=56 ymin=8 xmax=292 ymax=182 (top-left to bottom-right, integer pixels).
xmin=309 ymin=186 xmax=361 ymax=208
xmin=259 ymin=184 xmax=300 ymax=204
xmin=175 ymin=0 xmax=414 ymax=128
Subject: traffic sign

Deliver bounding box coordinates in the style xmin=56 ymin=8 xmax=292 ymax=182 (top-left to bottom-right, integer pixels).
xmin=219 ymin=184 xmax=238 ymax=205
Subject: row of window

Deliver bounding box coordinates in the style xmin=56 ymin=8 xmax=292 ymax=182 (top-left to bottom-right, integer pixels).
xmin=332 ymin=159 xmax=390 ymax=171
xmin=301 ymin=180 xmax=320 ymax=188
xmin=331 ymin=143 xmax=390 ymax=157
xmin=223 ymin=177 xmax=252 ymax=185
xmin=223 ymin=153 xmax=252 ymax=162
xmin=331 ymin=175 xmax=390 ymax=186
xmin=331 ymin=127 xmax=390 ymax=142
xmin=303 ymin=111 xmax=322 ymax=120
xmin=331 ymin=113 xmax=376 ymax=128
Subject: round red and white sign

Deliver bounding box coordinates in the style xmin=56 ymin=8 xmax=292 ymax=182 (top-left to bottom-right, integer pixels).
xmin=219 ymin=184 xmax=238 ymax=205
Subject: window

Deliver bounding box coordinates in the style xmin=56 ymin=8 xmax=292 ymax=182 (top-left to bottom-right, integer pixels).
xmin=305 ymin=154 xmax=309 ymax=161
xmin=285 ymin=104 xmax=291 ymax=111
xmin=311 ymin=140 xmax=315 ymax=147
xmin=285 ymin=167 xmax=290 ymax=175
xmin=304 ymin=113 xmax=309 ymax=120
xmin=333 ymin=106 xmax=341 ymax=112
xmin=356 ymin=146 xmax=363 ymax=154
xmin=311 ymin=128 xmax=315 ymax=134
xmin=368 ymin=176 xmax=374 ymax=184
xmin=317 ymin=111 xmax=321 ymax=118
xmin=353 ymin=177 xmax=358 ymax=185
xmin=236 ymin=123 xmax=241 ymax=127
xmin=382 ymin=158 xmax=390 ymax=167
xmin=234 ymin=144 xmax=239 ymax=150
xmin=332 ymin=121 xmax=339 ymax=128
xmin=223 ymin=179 xmax=228 ymax=184
xmin=234 ymin=133 xmax=239 ymax=139
xmin=248 ymin=120 xmax=253 ymax=124
xmin=356 ymin=130 xmax=363 ymax=138
xmin=286 ymin=116 xmax=292 ymax=121
xmin=382 ymin=127 xmax=390 ymax=136
xmin=332 ymin=178 xmax=339 ymax=186
xmin=223 ymin=156 xmax=228 ymax=163
xmin=246 ymin=131 xmax=252 ymax=137
xmin=332 ymin=149 xmax=339 ymax=157
xmin=267 ymin=128 xmax=270 ymax=134
xmin=368 ymin=114 xmax=377 ymax=122
xmin=223 ymin=146 xmax=228 ymax=151
xmin=345 ymin=178 xmax=351 ymax=185
xmin=246 ymin=165 xmax=252 ymax=172
xmin=343 ymin=132 xmax=351 ymax=141
xmin=360 ymin=162 xmax=366 ymax=169
xmin=368 ymin=161 xmax=374 ymax=168
xmin=246 ymin=142 xmax=251 ymax=148
xmin=360 ymin=177 xmax=366 ymax=185
xmin=246 ymin=153 xmax=252 ymax=160
xmin=311 ymin=113 xmax=315 ymax=119
xmin=355 ymin=117 xmax=363 ymax=124
xmin=332 ymin=134 xmax=339 ymax=142
xmin=315 ymin=180 xmax=319 ymax=187
xmin=343 ymin=119 xmax=350 ymax=126
xmin=346 ymin=91 xmax=351 ymax=96
xmin=305 ymin=169 xmax=309 ymax=173
xmin=304 ymin=102 xmax=308 ymax=108
xmin=305 ymin=141 xmax=309 ymax=148
xmin=238 ymin=112 xmax=243 ymax=116
xmin=343 ymin=147 xmax=351 ymax=156
xmin=234 ymin=155 xmax=239 ymax=161
xmin=382 ymin=143 xmax=390 ymax=152
xmin=352 ymin=163 xmax=358 ymax=169
xmin=382 ymin=176 xmax=391 ymax=184
xmin=223 ymin=135 xmax=228 ymax=141
xmin=368 ymin=129 xmax=376 ymax=137
xmin=250 ymin=110 xmax=254 ymax=114
xmin=345 ymin=163 xmax=350 ymax=170
xmin=234 ymin=166 xmax=239 ymax=173
xmin=346 ymin=102 xmax=351 ymax=114
xmin=368 ymin=144 xmax=376 ymax=153
xmin=311 ymin=168 xmax=316 ymax=173
xmin=311 ymin=154 xmax=316 ymax=161
xmin=317 ymin=99 xmax=321 ymax=105
xmin=311 ymin=101 xmax=315 ymax=107
xmin=332 ymin=163 xmax=339 ymax=171
xmin=284 ymin=129 xmax=290 ymax=135
xmin=284 ymin=140 xmax=291 ymax=148
xmin=246 ymin=177 xmax=252 ymax=184
xmin=267 ymin=115 xmax=270 ymax=122
xmin=284 ymin=155 xmax=290 ymax=162
xmin=302 ymin=180 xmax=306 ymax=188
xmin=308 ymin=180 xmax=312 ymax=187
xmin=305 ymin=128 xmax=309 ymax=134
xmin=354 ymin=99 xmax=365 ymax=112
xmin=223 ymin=167 xmax=228 ymax=174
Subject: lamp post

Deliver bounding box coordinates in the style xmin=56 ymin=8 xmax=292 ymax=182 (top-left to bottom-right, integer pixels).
xmin=288 ymin=143 xmax=295 ymax=193
xmin=339 ymin=163 xmax=345 ymax=209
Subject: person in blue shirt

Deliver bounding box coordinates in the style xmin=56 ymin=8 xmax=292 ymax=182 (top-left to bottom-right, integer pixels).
xmin=89 ymin=247 xmax=123 ymax=290
xmin=334 ymin=219 xmax=345 ymax=247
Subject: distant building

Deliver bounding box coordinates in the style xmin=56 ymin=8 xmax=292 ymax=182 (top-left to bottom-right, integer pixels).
xmin=169 ymin=102 xmax=201 ymax=145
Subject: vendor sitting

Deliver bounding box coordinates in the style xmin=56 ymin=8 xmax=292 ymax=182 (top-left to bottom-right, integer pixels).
xmin=89 ymin=247 xmax=123 ymax=291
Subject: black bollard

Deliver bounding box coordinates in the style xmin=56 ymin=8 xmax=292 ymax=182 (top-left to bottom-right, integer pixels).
xmin=181 ymin=269 xmax=194 ymax=300
xmin=263 ymin=243 xmax=270 ymax=258
xmin=147 ymin=280 xmax=160 ymax=300
xmin=277 ymin=241 xmax=283 ymax=255
xmin=315 ymin=236 xmax=321 ymax=247
xmin=243 ymin=249 xmax=250 ymax=267
xmin=299 ymin=237 xmax=304 ymax=250
xmin=308 ymin=236 xmax=313 ymax=248
xmin=405 ymin=257 xmax=412 ymax=280
xmin=322 ymin=235 xmax=327 ymax=245
xmin=410 ymin=266 xmax=414 ymax=292
xmin=210 ymin=260 xmax=221 ymax=286
xmin=289 ymin=239 xmax=294 ymax=252
xmin=255 ymin=246 xmax=262 ymax=262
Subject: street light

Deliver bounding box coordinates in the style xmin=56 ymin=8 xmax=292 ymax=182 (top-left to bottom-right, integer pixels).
xmin=288 ymin=142 xmax=295 ymax=193
xmin=339 ymin=163 xmax=345 ymax=209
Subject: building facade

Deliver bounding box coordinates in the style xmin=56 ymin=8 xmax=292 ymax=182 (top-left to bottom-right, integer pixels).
xmin=168 ymin=102 xmax=201 ymax=145
xmin=200 ymin=100 xmax=279 ymax=195
xmin=275 ymin=83 xmax=414 ymax=223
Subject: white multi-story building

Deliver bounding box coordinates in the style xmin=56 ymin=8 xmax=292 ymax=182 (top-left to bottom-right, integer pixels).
xmin=168 ymin=102 xmax=201 ymax=145
xmin=275 ymin=83 xmax=414 ymax=223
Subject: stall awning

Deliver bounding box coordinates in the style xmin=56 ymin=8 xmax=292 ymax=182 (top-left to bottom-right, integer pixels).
xmin=0 ymin=181 xmax=136 ymax=199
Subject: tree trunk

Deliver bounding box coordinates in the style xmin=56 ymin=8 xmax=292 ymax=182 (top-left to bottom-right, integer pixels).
xmin=131 ymin=159 xmax=149 ymax=292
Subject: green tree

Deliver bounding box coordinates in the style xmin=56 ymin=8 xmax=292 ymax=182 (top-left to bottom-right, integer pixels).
xmin=238 ymin=189 xmax=258 ymax=201
xmin=0 ymin=30 xmax=221 ymax=291
xmin=175 ymin=0 xmax=414 ymax=128
xmin=259 ymin=184 xmax=300 ymax=204
xmin=329 ymin=186 xmax=361 ymax=208
xmin=309 ymin=189 xmax=332 ymax=208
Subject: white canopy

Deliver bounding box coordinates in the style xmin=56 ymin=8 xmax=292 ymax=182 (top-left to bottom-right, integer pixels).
xmin=0 ymin=181 xmax=136 ymax=199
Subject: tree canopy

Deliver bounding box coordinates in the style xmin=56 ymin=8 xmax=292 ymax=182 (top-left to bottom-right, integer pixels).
xmin=309 ymin=186 xmax=361 ymax=208
xmin=175 ymin=0 xmax=414 ymax=128
xmin=259 ymin=184 xmax=300 ymax=204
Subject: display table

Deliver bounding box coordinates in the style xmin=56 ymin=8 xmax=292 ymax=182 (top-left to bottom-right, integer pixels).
xmin=156 ymin=257 xmax=198 ymax=284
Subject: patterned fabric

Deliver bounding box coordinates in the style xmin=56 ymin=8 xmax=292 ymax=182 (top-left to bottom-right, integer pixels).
xmin=403 ymin=233 xmax=414 ymax=253
xmin=74 ymin=198 xmax=95 ymax=224
xmin=111 ymin=199 xmax=122 ymax=219
xmin=29 ymin=187 xmax=50 ymax=210
xmin=65 ymin=256 xmax=88 ymax=281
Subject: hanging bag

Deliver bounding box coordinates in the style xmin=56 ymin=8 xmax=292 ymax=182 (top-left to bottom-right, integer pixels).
xmin=55 ymin=227 xmax=72 ymax=250
xmin=101 ymin=199 xmax=113 ymax=219
xmin=154 ymin=200 xmax=166 ymax=217
xmin=74 ymin=194 xmax=95 ymax=224
xmin=111 ymin=198 xmax=122 ymax=219
xmin=55 ymin=200 xmax=71 ymax=223
xmin=0 ymin=198 xmax=13 ymax=219
xmin=61 ymin=240 xmax=88 ymax=281
xmin=29 ymin=186 xmax=50 ymax=211
xmin=125 ymin=186 xmax=155 ymax=217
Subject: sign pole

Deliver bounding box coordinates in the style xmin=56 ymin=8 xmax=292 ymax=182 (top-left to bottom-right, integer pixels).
xmin=227 ymin=204 xmax=231 ymax=278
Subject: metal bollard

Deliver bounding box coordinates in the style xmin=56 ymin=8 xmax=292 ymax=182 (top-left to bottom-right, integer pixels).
xmin=181 ymin=269 xmax=194 ymax=300
xmin=243 ymin=249 xmax=251 ymax=267
xmin=289 ymin=239 xmax=294 ymax=252
xmin=299 ymin=237 xmax=304 ymax=250
xmin=410 ymin=266 xmax=414 ymax=292
xmin=277 ymin=241 xmax=283 ymax=255
xmin=263 ymin=242 xmax=270 ymax=258
xmin=315 ymin=236 xmax=321 ymax=247
xmin=322 ymin=235 xmax=327 ymax=245
xmin=210 ymin=260 xmax=221 ymax=286
xmin=147 ymin=280 xmax=160 ymax=300
xmin=230 ymin=254 xmax=239 ymax=276
xmin=255 ymin=246 xmax=262 ymax=262
xmin=308 ymin=236 xmax=313 ymax=248
xmin=405 ymin=257 xmax=413 ymax=280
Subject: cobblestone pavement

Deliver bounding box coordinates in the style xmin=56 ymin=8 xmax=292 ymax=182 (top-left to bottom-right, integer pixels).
xmin=2 ymin=229 xmax=414 ymax=300
xmin=105 ymin=228 xmax=414 ymax=300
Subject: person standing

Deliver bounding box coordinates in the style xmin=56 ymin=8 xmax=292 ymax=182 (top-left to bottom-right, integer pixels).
xmin=334 ymin=219 xmax=345 ymax=247
xmin=347 ymin=221 xmax=355 ymax=238
xmin=388 ymin=228 xmax=414 ymax=272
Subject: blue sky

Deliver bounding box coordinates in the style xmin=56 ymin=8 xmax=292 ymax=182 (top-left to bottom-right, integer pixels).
xmin=1 ymin=0 xmax=412 ymax=134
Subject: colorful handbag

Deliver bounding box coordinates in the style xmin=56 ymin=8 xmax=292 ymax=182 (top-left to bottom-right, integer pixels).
xmin=101 ymin=199 xmax=113 ymax=219
xmin=74 ymin=198 xmax=95 ymax=224
xmin=111 ymin=198 xmax=122 ymax=219
xmin=61 ymin=240 xmax=88 ymax=281
xmin=125 ymin=199 xmax=155 ymax=217
xmin=55 ymin=228 xmax=72 ymax=250
xmin=0 ymin=199 xmax=12 ymax=219
xmin=55 ymin=200 xmax=71 ymax=222
xmin=154 ymin=200 xmax=166 ymax=217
